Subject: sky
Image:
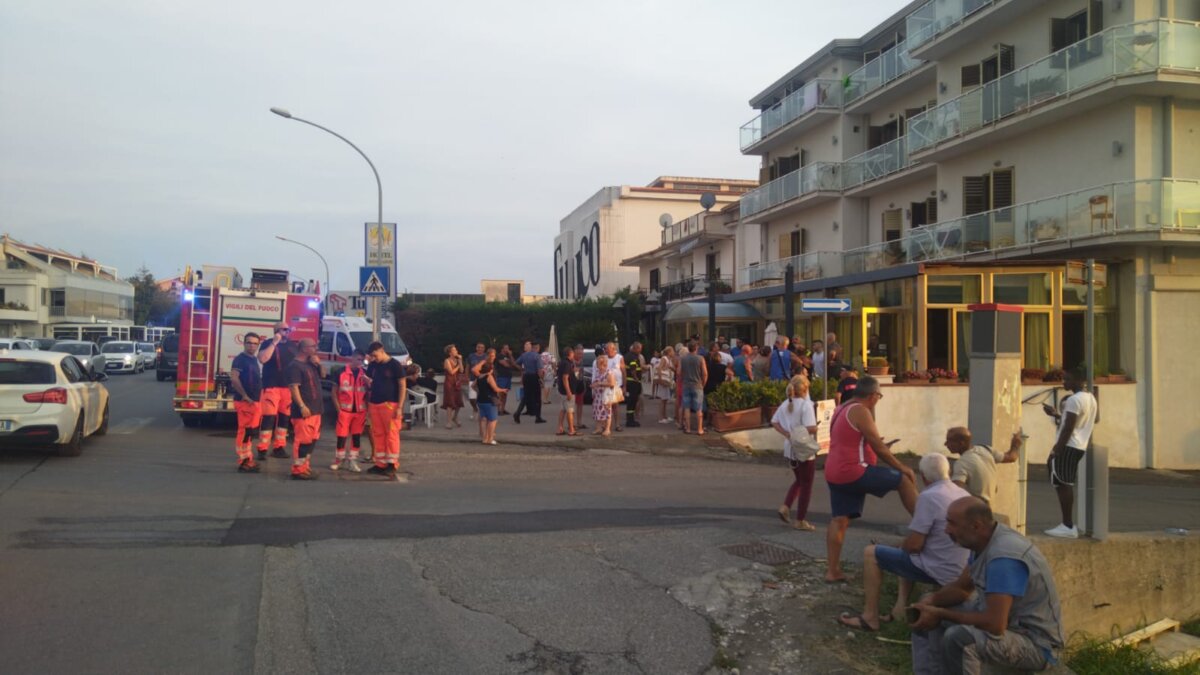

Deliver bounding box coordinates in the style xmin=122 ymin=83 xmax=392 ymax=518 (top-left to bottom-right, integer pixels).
xmin=0 ymin=0 xmax=904 ymax=295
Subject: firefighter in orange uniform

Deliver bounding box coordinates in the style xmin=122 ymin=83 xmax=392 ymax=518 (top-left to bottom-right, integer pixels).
xmin=257 ymin=322 xmax=298 ymax=458
xmin=286 ymin=338 xmax=325 ymax=480
xmin=331 ymin=350 xmax=370 ymax=472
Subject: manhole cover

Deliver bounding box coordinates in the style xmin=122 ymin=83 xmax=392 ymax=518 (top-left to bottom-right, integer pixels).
xmin=720 ymin=542 xmax=807 ymax=565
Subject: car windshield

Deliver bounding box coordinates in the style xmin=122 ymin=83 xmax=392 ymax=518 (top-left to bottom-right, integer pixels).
xmin=162 ymin=335 xmax=179 ymax=352
xmin=102 ymin=343 xmax=134 ymax=353
xmin=52 ymin=344 xmax=91 ymax=356
xmin=350 ymin=331 xmax=408 ymax=356
xmin=0 ymin=360 xmax=56 ymax=384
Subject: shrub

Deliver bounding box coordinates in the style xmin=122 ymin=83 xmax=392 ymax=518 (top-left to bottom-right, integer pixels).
xmin=1021 ymin=368 xmax=1046 ymax=381
xmin=928 ymin=368 xmax=958 ymax=381
xmin=707 ymin=381 xmax=757 ymax=413
xmin=754 ymin=379 xmax=788 ymax=407
xmin=867 ymin=356 xmax=889 ymax=368
xmin=1043 ymin=368 xmax=1065 ymax=383
xmin=810 ymin=376 xmax=839 ymax=401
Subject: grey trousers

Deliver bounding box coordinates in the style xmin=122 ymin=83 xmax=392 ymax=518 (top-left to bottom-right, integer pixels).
xmin=913 ymin=620 xmax=1049 ymax=675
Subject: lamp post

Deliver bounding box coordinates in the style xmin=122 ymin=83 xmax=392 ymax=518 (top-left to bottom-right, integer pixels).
xmin=613 ymin=298 xmax=632 ymax=347
xmin=275 ymin=235 xmax=329 ymax=307
xmin=270 ymin=107 xmax=385 ymax=339
xmin=694 ymin=280 xmax=718 ymax=344
xmin=644 ymin=290 xmax=662 ymax=348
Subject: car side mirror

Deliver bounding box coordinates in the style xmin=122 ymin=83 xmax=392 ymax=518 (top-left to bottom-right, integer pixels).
xmin=91 ymin=372 xmax=109 ymax=382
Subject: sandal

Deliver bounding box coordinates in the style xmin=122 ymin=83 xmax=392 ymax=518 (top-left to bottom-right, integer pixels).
xmin=837 ymin=613 xmax=878 ymax=632
xmin=793 ymin=520 xmax=816 ymax=531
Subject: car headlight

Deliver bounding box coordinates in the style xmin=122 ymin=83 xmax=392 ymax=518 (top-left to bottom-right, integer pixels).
xmin=123 ymin=355 xmax=132 ymax=363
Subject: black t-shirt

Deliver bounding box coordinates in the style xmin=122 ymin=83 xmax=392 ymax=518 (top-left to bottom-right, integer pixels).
xmin=477 ymin=374 xmax=497 ymax=404
xmin=556 ymin=360 xmax=577 ymax=395
xmin=704 ymin=358 xmax=725 ymax=393
xmin=367 ymin=358 xmax=406 ymax=404
xmin=286 ymin=359 xmax=323 ymax=418
xmin=495 ymin=357 xmax=515 ymax=378
xmin=262 ymin=337 xmax=298 ymax=388
xmin=837 ymin=376 xmax=859 ymax=401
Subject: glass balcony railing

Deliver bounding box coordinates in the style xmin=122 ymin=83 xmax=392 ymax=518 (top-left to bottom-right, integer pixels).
xmin=658 ymin=275 xmax=733 ymax=302
xmin=737 ymin=179 xmax=1199 ymax=288
xmin=908 ymin=20 xmax=1200 ymax=153
xmin=739 ymin=252 xmax=844 ymax=288
xmin=841 ymin=137 xmax=911 ymax=191
xmin=661 ymin=213 xmax=705 ymax=246
xmin=844 ymin=43 xmax=923 ymax=105
xmin=906 ymin=0 xmax=996 ymax=52
xmin=740 ymin=79 xmax=842 ymax=150
xmin=739 ymin=163 xmax=841 ymax=219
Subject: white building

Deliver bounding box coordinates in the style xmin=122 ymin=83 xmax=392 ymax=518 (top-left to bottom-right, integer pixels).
xmin=553 ymin=177 xmax=756 ymax=300
xmin=0 ymin=235 xmax=135 ymax=339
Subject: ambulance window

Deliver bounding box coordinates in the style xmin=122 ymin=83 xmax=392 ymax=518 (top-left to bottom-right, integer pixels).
xmin=318 ymin=332 xmax=334 ymax=353
xmin=336 ymin=333 xmax=354 ymax=356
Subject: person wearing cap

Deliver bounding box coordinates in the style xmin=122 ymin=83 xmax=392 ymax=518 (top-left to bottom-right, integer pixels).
xmin=257 ymin=322 xmax=299 ymax=458
xmin=823 ymin=375 xmax=918 ymax=583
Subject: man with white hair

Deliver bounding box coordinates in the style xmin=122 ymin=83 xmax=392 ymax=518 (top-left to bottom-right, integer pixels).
xmin=839 ymin=453 xmax=970 ymax=631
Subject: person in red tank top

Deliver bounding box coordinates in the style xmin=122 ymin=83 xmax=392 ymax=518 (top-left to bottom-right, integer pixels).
xmin=824 ymin=376 xmax=918 ymax=583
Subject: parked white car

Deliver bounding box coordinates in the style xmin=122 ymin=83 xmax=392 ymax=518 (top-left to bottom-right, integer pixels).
xmin=101 ymin=341 xmax=144 ymax=374
xmin=50 ymin=341 xmax=106 ymax=376
xmin=0 ymin=350 xmax=109 ymax=455
xmin=0 ymin=339 xmax=37 ymax=351
xmin=137 ymin=342 xmax=157 ymax=370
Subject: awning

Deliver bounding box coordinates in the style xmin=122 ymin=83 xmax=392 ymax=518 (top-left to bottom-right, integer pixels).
xmin=663 ymin=301 xmax=764 ymax=322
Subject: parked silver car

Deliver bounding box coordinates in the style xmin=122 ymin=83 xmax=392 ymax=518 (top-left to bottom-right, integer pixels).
xmin=50 ymin=341 xmax=107 ymax=376
xmin=0 ymin=339 xmax=37 ymax=351
xmin=137 ymin=342 xmax=157 ymax=370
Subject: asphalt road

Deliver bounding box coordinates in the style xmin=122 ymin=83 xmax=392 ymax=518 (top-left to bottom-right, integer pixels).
xmin=1 ymin=373 xmax=1197 ymax=674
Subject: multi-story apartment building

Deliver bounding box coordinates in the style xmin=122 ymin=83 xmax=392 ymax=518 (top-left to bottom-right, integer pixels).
xmin=717 ymin=0 xmax=1199 ymax=468
xmin=553 ymin=177 xmax=756 ymax=300
xmin=0 ymin=235 xmax=135 ymax=339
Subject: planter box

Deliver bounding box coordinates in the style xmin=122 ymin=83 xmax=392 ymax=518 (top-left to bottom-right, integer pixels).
xmin=867 ymin=366 xmax=890 ymax=376
xmin=763 ymin=405 xmax=779 ymax=422
xmin=711 ymin=407 xmax=763 ymax=433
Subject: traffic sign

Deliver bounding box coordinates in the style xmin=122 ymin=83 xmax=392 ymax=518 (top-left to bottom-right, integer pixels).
xmin=359 ymin=266 xmax=390 ymax=297
xmin=801 ymin=298 xmax=852 ymax=313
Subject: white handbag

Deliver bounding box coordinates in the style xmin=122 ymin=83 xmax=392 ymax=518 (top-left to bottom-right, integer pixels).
xmin=788 ymin=427 xmax=820 ymax=462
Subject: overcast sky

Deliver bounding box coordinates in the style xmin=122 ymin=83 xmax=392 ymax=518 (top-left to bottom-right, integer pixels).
xmin=1 ymin=1 xmax=902 ymax=295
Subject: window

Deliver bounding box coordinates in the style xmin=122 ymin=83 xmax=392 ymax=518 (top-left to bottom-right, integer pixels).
xmin=61 ymin=357 xmax=85 ymax=383
xmin=1051 ymin=3 xmax=1103 ymax=63
xmin=993 ymin=273 xmax=1051 ymax=305
xmin=926 ymin=275 xmax=983 ymax=304
xmin=911 ymin=197 xmax=938 ymax=227
xmin=0 ymin=288 xmax=6 ymax=305
xmin=0 ymin=361 xmax=56 ymax=384
xmin=882 ymin=209 xmax=903 ymax=242
xmin=963 ymin=168 xmax=1014 ymax=216
xmin=779 ymin=229 xmax=805 ymax=259
xmin=649 ymin=269 xmax=660 ymax=291
xmin=318 ymin=332 xmax=334 ymax=353
xmin=705 ymin=253 xmax=719 ymax=279
xmin=335 ymin=333 xmax=354 ymax=357
xmin=961 ymin=45 xmax=1015 ymax=88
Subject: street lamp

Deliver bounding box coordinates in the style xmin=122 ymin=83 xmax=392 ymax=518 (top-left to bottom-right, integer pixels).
xmin=270 ymin=107 xmax=386 ymax=339
xmin=693 ymin=280 xmax=718 ymax=344
xmin=275 ymin=235 xmax=329 ymax=308
xmin=644 ymin=290 xmax=662 ymax=348
xmin=613 ymin=298 xmax=632 ymax=347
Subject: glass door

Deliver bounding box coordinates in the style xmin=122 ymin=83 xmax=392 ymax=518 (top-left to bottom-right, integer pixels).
xmin=862 ymin=308 xmax=910 ymax=374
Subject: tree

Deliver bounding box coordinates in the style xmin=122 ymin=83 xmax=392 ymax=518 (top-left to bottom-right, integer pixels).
xmin=126 ymin=266 xmax=179 ymax=327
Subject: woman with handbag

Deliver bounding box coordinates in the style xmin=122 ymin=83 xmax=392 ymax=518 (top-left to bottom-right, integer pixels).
xmin=591 ymin=354 xmax=615 ymax=436
xmin=654 ymin=346 xmax=676 ymax=424
xmin=772 ymin=374 xmax=819 ymax=531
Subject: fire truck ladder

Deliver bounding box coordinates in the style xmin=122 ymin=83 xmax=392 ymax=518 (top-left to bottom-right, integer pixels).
xmin=185 ymin=287 xmax=215 ymax=397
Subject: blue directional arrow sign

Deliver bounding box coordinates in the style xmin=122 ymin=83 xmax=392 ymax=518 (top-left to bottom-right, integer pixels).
xmin=801 ymin=298 xmax=852 ymax=313
xmin=359 ymin=266 xmax=391 ymax=297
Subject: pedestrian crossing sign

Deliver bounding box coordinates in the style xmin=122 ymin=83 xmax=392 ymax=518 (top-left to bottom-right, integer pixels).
xmin=359 ymin=266 xmax=390 ymax=297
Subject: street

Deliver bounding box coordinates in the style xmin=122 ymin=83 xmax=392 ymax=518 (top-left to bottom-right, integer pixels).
xmin=2 ymin=374 xmax=1198 ymax=674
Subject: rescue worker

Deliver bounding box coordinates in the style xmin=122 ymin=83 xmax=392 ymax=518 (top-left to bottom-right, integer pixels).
xmin=257 ymin=322 xmax=299 ymax=458
xmin=624 ymin=342 xmax=645 ymax=428
xmin=365 ymin=340 xmax=407 ymax=481
xmin=332 ymin=350 xmax=370 ymax=472
xmin=229 ymin=332 xmax=263 ymax=473
xmin=286 ymin=337 xmax=325 ymax=480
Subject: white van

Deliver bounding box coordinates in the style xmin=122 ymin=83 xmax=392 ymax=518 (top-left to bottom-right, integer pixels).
xmin=318 ymin=316 xmax=410 ymax=367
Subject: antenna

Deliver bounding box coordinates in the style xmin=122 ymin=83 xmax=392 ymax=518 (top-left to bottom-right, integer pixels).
xmin=700 ymin=192 xmax=716 ymax=212
xmin=659 ymin=213 xmax=673 ymax=229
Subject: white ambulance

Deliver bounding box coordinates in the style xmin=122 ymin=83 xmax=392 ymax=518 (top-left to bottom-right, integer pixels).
xmin=317 ymin=316 xmax=411 ymax=379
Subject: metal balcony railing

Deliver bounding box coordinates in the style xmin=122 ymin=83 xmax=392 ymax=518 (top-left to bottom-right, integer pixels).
xmin=739 ymin=79 xmax=842 ymax=150
xmin=908 ymin=20 xmax=1200 ymax=154
xmin=657 ymin=275 xmax=733 ymax=302
xmin=841 ymin=137 xmax=911 ymax=191
xmin=739 ymin=163 xmax=841 ymax=219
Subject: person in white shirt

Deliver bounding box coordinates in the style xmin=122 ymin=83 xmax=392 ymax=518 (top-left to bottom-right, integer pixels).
xmin=1041 ymin=369 xmax=1098 ymax=539
xmin=771 ymin=375 xmax=819 ymax=531
xmin=604 ymin=342 xmax=625 ymax=431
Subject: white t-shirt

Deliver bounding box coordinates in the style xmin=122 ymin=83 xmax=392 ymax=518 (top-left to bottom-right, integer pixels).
xmin=607 ymin=354 xmax=624 ymax=388
xmin=771 ymin=396 xmax=817 ymax=460
xmin=812 ymin=350 xmax=826 ymax=378
xmin=718 ymin=351 xmax=734 ymax=367
xmin=1060 ymin=390 xmax=1098 ymax=449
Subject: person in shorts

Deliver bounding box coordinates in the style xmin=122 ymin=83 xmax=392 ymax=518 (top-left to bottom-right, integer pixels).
xmin=1041 ymin=368 xmax=1097 ymax=539
xmin=257 ymin=322 xmax=298 ymax=457
xmin=824 ymin=376 xmax=918 ymax=583
xmin=556 ymin=347 xmax=579 ymax=436
xmin=475 ymin=357 xmax=506 ymax=445
xmin=679 ymin=340 xmax=707 ymax=435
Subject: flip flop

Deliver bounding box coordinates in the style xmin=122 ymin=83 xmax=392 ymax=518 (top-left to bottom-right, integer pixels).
xmin=837 ymin=613 xmax=878 ymax=632
xmin=555 ymin=431 xmax=566 ymax=436
xmin=824 ymin=577 xmax=850 ymax=585
xmin=879 ymin=613 xmax=896 ymax=624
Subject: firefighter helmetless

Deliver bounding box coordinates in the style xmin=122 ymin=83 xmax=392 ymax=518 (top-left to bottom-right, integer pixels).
xmin=257 ymin=322 xmax=299 ymax=457
xmin=332 ymin=350 xmax=370 ymax=472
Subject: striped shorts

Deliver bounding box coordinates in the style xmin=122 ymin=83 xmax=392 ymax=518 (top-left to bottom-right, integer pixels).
xmin=1048 ymin=446 xmax=1086 ymax=487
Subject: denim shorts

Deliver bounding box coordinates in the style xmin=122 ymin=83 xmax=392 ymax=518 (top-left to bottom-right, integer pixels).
xmin=681 ymin=386 xmax=704 ymax=412
xmin=874 ymin=545 xmax=937 ymax=585
xmin=828 ymin=465 xmax=903 ymax=519
xmin=496 ymin=376 xmax=512 ymax=389
xmin=477 ymin=402 xmax=498 ymax=422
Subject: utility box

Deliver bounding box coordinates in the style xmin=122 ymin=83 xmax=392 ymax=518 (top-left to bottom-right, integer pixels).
xmin=967 ymin=303 xmax=1025 ymax=533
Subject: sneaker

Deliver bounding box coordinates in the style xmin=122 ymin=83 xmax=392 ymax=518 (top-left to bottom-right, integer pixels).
xmin=271 ymin=448 xmax=288 ymax=459
xmin=487 ymin=440 xmax=498 ymax=445
xmin=366 ymin=464 xmax=394 ymax=477
xmin=330 ymin=460 xmax=342 ymax=471
xmin=1044 ymin=524 xmax=1079 ymax=539
xmin=513 ymin=413 xmax=521 ymax=424
xmin=658 ymin=418 xmax=671 ymax=424
xmin=290 ymin=467 xmax=317 ymax=481
xmin=535 ymin=418 xmax=546 ymax=424
xmin=238 ymin=460 xmax=260 ymax=473
xmin=345 ymin=458 xmax=363 ymax=473
xmin=257 ymin=451 xmax=268 ymax=460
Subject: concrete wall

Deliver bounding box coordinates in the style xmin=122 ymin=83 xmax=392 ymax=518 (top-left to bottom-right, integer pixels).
xmin=1039 ymin=532 xmax=1200 ymax=638
xmin=863 ymin=180 xmax=940 ymax=245
xmin=765 ymin=201 xmax=842 ymax=260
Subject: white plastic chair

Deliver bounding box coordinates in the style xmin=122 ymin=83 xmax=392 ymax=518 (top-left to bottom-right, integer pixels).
xmin=409 ymin=386 xmax=438 ymax=427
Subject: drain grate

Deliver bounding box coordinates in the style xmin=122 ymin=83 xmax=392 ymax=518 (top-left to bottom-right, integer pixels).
xmin=720 ymin=542 xmax=808 ymax=565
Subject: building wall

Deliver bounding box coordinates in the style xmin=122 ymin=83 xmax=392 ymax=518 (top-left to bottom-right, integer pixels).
xmin=1172 ymin=98 xmax=1200 ymax=177
xmin=764 ymin=201 xmax=842 ymax=261
xmin=862 ymin=179 xmax=940 ymax=246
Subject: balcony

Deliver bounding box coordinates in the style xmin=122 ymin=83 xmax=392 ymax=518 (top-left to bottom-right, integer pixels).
xmin=739 ymin=252 xmax=844 ymax=289
xmin=739 ymin=163 xmax=841 ymax=221
xmin=906 ymin=0 xmax=1024 ymax=59
xmin=840 ymin=137 xmax=923 ymax=193
xmin=908 ymin=20 xmax=1200 ymax=158
xmin=661 ymin=213 xmax=708 ymax=246
xmin=843 ymin=42 xmax=930 ymax=111
xmin=740 ymin=79 xmax=842 ymax=153
xmin=657 ymin=275 xmax=733 ymax=303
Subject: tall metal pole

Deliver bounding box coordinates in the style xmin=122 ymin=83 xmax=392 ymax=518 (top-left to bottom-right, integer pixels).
xmin=784 ymin=263 xmax=795 ymax=341
xmin=708 ymin=283 xmax=717 ymax=344
xmin=270 ymin=108 xmax=385 ymax=339
xmin=275 ymin=236 xmax=329 ymax=307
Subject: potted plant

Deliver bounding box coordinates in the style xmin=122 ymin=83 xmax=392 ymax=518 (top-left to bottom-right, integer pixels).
xmin=754 ymin=379 xmax=788 ymax=421
xmin=1106 ymin=368 xmax=1129 ymax=383
xmin=1042 ymin=368 xmax=1065 ymax=384
xmin=866 ymin=356 xmax=890 ymax=376
xmin=707 ymin=381 xmax=763 ymax=432
xmin=809 ymin=376 xmax=838 ymax=402
xmin=1021 ymin=368 xmax=1046 ymax=384
xmin=899 ymin=370 xmax=929 ymax=384
xmin=928 ymin=368 xmax=958 ymax=383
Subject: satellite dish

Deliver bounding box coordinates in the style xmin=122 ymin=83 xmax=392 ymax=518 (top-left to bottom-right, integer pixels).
xmin=659 ymin=213 xmax=673 ymax=229
xmin=700 ymin=192 xmax=717 ymax=211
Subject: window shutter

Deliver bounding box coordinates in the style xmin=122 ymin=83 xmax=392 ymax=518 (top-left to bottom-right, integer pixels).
xmin=1088 ymin=0 xmax=1103 ymax=34
xmin=926 ymin=196 xmax=939 ymax=224
xmin=999 ymin=45 xmax=1015 ymax=75
xmin=991 ymin=168 xmax=1014 ymax=209
xmin=882 ymin=209 xmax=903 ymax=241
xmin=964 ymin=176 xmax=989 ymax=215
xmin=1050 ymin=18 xmax=1069 ymax=52
xmin=778 ymin=233 xmax=792 ymax=259
xmin=799 ymin=228 xmax=808 ymax=254
xmin=760 ymin=165 xmax=772 ymax=184
xmin=981 ymin=55 xmax=999 ymax=84
xmin=961 ymin=64 xmax=981 ymax=88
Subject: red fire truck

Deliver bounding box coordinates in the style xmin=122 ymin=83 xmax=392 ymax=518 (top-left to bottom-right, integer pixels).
xmin=174 ymin=284 xmax=320 ymax=427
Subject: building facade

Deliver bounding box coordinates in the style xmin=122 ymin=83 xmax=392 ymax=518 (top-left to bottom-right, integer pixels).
xmin=721 ymin=0 xmax=1199 ymax=468
xmin=553 ymin=177 xmax=756 ymax=300
xmin=0 ymin=236 xmax=135 ymax=338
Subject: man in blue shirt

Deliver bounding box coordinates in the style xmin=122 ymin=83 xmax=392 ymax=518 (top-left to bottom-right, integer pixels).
xmin=769 ymin=337 xmax=797 ymax=381
xmin=229 ymin=332 xmax=263 ymax=472
xmin=512 ymin=340 xmax=546 ymax=424
xmin=910 ymin=497 xmax=1064 ymax=674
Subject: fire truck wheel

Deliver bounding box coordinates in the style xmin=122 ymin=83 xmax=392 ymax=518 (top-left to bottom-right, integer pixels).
xmin=181 ymin=413 xmax=203 ymax=428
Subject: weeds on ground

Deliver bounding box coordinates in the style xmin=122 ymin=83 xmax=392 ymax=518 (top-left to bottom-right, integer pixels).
xmin=1064 ymin=634 xmax=1197 ymax=675
xmin=1183 ymin=616 xmax=1200 ymax=638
